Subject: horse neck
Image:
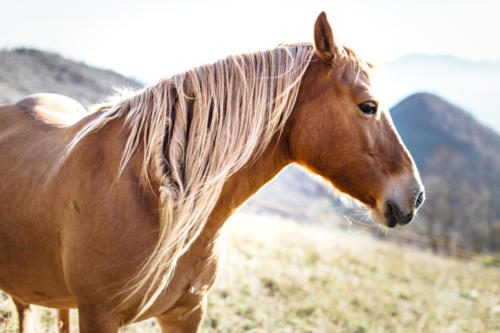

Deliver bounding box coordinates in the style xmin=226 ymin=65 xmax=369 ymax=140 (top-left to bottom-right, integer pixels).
xmin=65 ymin=106 xmax=290 ymax=246
xmin=203 ymin=134 xmax=290 ymax=236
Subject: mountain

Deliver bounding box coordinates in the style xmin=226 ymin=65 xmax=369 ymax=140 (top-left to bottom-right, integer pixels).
xmin=391 ymin=92 xmax=500 ymax=214
xmin=385 ymin=54 xmax=500 ymax=134
xmin=390 ymin=92 xmax=500 ymax=174
xmin=0 ymin=48 xmax=141 ymax=107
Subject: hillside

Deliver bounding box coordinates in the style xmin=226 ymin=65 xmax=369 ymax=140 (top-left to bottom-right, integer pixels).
xmin=1 ymin=213 xmax=498 ymax=332
xmin=390 ymin=92 xmax=500 ymax=172
xmin=0 ymin=48 xmax=140 ymax=107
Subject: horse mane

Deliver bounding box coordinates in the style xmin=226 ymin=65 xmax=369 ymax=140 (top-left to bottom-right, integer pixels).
xmin=63 ymin=43 xmax=315 ymax=317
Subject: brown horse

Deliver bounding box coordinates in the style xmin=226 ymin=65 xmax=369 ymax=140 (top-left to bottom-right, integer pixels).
xmin=0 ymin=12 xmax=424 ymax=333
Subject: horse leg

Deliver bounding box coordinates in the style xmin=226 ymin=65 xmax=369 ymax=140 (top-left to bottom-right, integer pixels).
xmin=57 ymin=309 xmax=70 ymax=333
xmin=12 ymin=299 xmax=33 ymax=333
xmin=77 ymin=304 xmax=120 ymax=333
xmin=156 ymin=296 xmax=207 ymax=333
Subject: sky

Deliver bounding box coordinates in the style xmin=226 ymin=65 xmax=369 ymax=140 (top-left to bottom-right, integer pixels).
xmin=1 ymin=0 xmax=499 ymax=83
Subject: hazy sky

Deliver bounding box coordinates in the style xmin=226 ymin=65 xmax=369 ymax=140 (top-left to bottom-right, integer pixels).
xmin=1 ymin=0 xmax=499 ymax=83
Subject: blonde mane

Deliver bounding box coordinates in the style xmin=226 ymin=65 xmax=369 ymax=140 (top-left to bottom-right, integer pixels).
xmin=64 ymin=43 xmax=315 ymax=317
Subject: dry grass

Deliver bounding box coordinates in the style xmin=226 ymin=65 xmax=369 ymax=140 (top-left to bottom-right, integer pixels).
xmin=1 ymin=213 xmax=499 ymax=332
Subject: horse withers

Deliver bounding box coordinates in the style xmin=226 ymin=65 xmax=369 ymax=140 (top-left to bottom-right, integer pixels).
xmin=0 ymin=12 xmax=424 ymax=333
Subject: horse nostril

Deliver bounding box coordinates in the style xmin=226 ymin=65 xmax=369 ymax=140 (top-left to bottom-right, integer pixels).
xmin=406 ymin=213 xmax=414 ymax=222
xmin=415 ymin=191 xmax=424 ymax=209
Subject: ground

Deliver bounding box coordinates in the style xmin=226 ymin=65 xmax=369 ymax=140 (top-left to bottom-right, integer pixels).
xmin=1 ymin=213 xmax=498 ymax=332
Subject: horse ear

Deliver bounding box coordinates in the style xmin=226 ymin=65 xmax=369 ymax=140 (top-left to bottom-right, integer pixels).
xmin=314 ymin=12 xmax=340 ymax=63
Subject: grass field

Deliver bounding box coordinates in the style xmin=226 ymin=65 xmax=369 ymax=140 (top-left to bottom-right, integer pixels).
xmin=1 ymin=213 xmax=499 ymax=332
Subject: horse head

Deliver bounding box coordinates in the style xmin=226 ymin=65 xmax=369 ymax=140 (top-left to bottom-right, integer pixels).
xmin=286 ymin=13 xmax=425 ymax=227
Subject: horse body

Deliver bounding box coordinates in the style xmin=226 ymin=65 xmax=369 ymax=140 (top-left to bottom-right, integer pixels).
xmin=0 ymin=104 xmax=72 ymax=300
xmin=0 ymin=94 xmax=288 ymax=330
xmin=0 ymin=13 xmax=424 ymax=333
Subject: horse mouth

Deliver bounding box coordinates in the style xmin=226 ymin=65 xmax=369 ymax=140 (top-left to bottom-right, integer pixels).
xmin=383 ymin=201 xmax=415 ymax=228
xmin=369 ymin=202 xmax=409 ymax=228
xmin=385 ymin=215 xmax=398 ymax=228
xmin=384 ymin=202 xmax=399 ymax=228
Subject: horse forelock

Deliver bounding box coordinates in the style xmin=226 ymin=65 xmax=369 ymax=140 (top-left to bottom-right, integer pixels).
xmin=64 ymin=43 xmax=315 ymax=317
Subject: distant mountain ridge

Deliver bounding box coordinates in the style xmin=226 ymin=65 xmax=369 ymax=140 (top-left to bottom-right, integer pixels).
xmin=386 ymin=53 xmax=500 ymax=134
xmin=0 ymin=48 xmax=141 ymax=107
xmin=390 ymin=92 xmax=500 ymax=172
xmin=391 ymin=53 xmax=500 ymax=68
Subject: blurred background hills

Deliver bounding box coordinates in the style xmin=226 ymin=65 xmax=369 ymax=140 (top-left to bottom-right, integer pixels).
xmin=0 ymin=47 xmax=498 ymax=257
xmin=0 ymin=48 xmax=141 ymax=106
xmin=386 ymin=53 xmax=500 ymax=133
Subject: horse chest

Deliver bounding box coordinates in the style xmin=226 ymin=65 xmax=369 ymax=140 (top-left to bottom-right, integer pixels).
xmin=142 ymin=236 xmax=224 ymax=319
xmin=175 ymin=249 xmax=221 ymax=296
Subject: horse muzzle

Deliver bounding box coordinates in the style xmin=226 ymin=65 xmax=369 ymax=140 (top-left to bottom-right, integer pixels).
xmin=384 ymin=190 xmax=425 ymax=227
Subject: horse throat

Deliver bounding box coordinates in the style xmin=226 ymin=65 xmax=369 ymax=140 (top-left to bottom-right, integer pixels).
xmin=206 ymin=135 xmax=290 ymax=231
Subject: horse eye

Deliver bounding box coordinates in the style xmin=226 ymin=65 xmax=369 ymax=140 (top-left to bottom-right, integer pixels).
xmin=358 ymin=101 xmax=378 ymax=115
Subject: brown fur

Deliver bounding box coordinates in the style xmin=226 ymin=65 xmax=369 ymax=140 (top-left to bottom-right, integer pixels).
xmin=0 ymin=13 xmax=423 ymax=332
xmin=15 ymin=93 xmax=88 ymax=126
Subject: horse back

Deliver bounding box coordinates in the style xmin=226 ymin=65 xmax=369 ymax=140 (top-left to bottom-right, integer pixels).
xmin=14 ymin=93 xmax=88 ymax=127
